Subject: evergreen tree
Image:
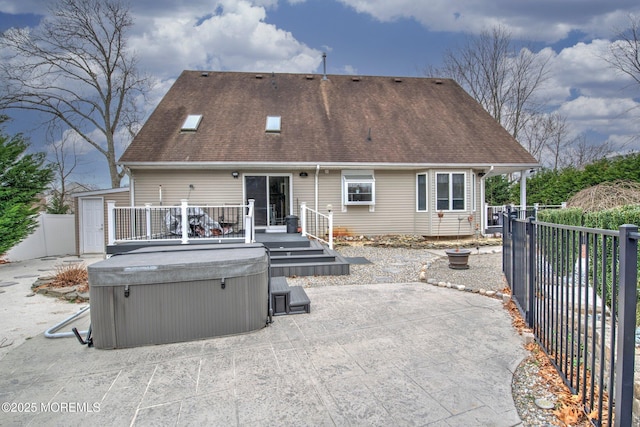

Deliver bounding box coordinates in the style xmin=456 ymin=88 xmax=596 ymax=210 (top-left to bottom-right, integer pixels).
xmin=485 ymin=175 xmax=513 ymax=205
xmin=0 ymin=121 xmax=53 ymax=255
xmin=524 ymin=153 xmax=640 ymax=205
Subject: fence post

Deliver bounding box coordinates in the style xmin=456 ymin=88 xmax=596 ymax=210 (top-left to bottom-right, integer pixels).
xmin=180 ymin=199 xmax=189 ymax=244
xmin=507 ymin=207 xmax=518 ymax=290
xmin=615 ymin=224 xmax=638 ymax=427
xmin=502 ymin=208 xmax=509 ymax=276
xmin=107 ymin=200 xmax=116 ymax=246
xmin=526 ymin=216 xmax=536 ymax=327
xmin=300 ymin=202 xmax=307 ymax=237
xmin=145 ymin=203 xmax=152 ymax=240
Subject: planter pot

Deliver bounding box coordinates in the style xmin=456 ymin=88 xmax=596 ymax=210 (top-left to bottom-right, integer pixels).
xmin=445 ymin=249 xmax=471 ymax=270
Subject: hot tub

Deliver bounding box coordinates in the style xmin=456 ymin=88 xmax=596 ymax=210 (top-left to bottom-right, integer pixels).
xmin=88 ymin=244 xmax=269 ymax=349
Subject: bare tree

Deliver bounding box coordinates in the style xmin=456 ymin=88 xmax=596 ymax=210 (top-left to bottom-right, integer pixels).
xmin=606 ymin=14 xmax=640 ymax=88
xmin=541 ymin=113 xmax=571 ymax=170
xmin=46 ymin=125 xmax=82 ymax=213
xmin=559 ymin=133 xmax=614 ymax=169
xmin=519 ymin=112 xmax=554 ymax=162
xmin=427 ymin=25 xmax=551 ymax=141
xmin=0 ymin=0 xmax=151 ymax=188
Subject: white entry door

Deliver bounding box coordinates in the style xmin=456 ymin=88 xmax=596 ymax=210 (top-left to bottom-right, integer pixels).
xmin=81 ymin=198 xmax=104 ymax=253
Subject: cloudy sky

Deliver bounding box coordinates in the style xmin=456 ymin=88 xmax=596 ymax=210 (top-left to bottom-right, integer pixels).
xmin=1 ymin=0 xmax=640 ymax=188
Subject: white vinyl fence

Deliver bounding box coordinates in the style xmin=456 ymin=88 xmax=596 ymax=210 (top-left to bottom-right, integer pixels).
xmin=5 ymin=214 xmax=76 ymax=261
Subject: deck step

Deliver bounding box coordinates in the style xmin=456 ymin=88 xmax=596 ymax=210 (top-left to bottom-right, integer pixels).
xmin=269 ymin=247 xmax=326 ymax=256
xmin=270 ymin=276 xmax=310 ymax=316
xmin=271 ymin=261 xmax=349 ymax=278
xmin=270 ymin=253 xmax=337 ymax=264
xmin=269 ymin=240 xmax=349 ymax=277
xmin=288 ymin=286 xmax=311 ymax=314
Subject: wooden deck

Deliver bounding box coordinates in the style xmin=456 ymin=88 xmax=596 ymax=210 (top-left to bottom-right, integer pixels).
xmin=106 ymin=232 xmax=349 ymax=277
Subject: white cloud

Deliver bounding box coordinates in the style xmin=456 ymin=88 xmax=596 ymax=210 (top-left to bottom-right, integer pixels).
xmin=129 ymin=0 xmax=322 ymax=77
xmin=335 ymin=0 xmax=640 ymax=43
xmin=341 ymin=65 xmax=358 ymax=75
xmin=557 ymin=96 xmax=640 ymax=149
xmin=534 ymin=39 xmax=638 ymax=111
xmin=0 ymin=0 xmax=46 ymax=14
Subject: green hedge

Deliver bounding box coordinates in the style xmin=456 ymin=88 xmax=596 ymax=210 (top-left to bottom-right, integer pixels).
xmin=536 ymin=205 xmax=640 ymax=325
xmin=537 ymin=205 xmax=640 ymax=230
xmin=537 ymin=207 xmax=583 ymax=226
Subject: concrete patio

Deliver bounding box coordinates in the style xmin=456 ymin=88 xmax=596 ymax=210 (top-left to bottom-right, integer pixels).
xmin=0 ymin=279 xmax=527 ymax=426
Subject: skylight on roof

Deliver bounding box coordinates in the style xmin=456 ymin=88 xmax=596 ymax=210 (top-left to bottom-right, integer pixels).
xmin=181 ymin=114 xmax=202 ymax=131
xmin=266 ymin=116 xmax=281 ymax=133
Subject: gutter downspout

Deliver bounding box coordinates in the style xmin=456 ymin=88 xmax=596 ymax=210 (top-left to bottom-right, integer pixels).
xmin=480 ymin=166 xmax=494 ymax=237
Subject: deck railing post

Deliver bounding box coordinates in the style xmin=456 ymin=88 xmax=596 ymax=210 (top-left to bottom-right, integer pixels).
xmin=300 ymin=202 xmax=307 ymax=237
xmin=145 ymin=203 xmax=152 ymax=240
xmin=180 ymin=199 xmax=189 ymax=244
xmin=107 ymin=200 xmax=116 ymax=245
xmin=245 ymin=199 xmax=255 ymax=243
xmin=614 ymin=224 xmax=638 ymax=427
xmin=327 ymin=204 xmax=333 ymax=250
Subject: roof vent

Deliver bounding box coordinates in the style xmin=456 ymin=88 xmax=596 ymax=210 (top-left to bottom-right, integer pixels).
xmin=201 ymin=72 xmax=209 ymax=77
xmin=255 ymin=74 xmax=263 ymax=79
xmin=305 ymin=75 xmax=314 ymax=80
xmin=435 ymin=79 xmax=443 ymax=85
xmin=393 ymin=78 xmax=403 ymax=83
xmin=322 ymin=52 xmax=328 ymax=80
xmin=352 ymin=76 xmax=361 ymax=82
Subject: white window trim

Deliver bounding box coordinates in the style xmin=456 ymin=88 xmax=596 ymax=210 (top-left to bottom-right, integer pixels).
xmin=436 ymin=171 xmax=466 ymax=211
xmin=416 ymin=172 xmax=428 ymax=212
xmin=341 ymin=170 xmax=375 ymax=211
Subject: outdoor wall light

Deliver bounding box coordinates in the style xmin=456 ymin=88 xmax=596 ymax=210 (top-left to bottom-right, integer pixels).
xmin=299 ymin=172 xmax=308 ymax=177
xmin=231 ymin=171 xmax=239 ymax=179
xmin=477 ymin=172 xmax=486 ymax=177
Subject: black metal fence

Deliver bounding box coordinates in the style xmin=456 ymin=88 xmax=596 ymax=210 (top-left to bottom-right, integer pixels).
xmin=503 ymin=212 xmax=639 ymax=427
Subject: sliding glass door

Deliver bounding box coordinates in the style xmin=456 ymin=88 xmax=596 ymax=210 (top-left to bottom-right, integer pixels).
xmin=244 ymin=175 xmax=291 ymax=230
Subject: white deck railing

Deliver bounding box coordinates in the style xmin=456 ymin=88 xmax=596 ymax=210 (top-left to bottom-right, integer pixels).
xmin=300 ymin=202 xmax=333 ymax=249
xmin=107 ymin=199 xmax=255 ymax=246
xmin=485 ymin=203 xmax=566 ymax=230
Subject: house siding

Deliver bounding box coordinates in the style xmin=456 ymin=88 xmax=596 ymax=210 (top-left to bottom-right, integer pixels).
xmin=129 ymin=168 xmax=481 ymax=237
xmin=132 ymin=170 xmax=243 ymax=206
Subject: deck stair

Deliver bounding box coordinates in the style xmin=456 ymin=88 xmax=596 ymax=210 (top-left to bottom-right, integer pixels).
xmin=270 ymin=276 xmax=310 ymax=315
xmin=265 ymin=239 xmax=349 ymax=277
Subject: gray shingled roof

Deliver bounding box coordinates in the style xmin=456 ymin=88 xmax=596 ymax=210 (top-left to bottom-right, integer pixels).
xmin=119 ymin=71 xmax=538 ymax=168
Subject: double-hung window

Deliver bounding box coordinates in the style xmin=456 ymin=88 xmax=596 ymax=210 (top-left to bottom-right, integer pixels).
xmin=436 ymin=172 xmax=465 ymax=211
xmin=343 ymin=172 xmax=375 ymax=205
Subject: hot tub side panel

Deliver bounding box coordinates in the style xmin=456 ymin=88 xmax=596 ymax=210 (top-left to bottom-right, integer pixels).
xmin=90 ymin=270 xmax=268 ymax=349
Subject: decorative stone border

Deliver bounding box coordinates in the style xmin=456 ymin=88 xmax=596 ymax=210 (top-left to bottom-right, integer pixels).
xmin=418 ymin=252 xmax=511 ymax=303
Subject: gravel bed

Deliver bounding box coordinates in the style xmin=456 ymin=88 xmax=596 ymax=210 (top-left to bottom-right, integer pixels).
xmin=287 ymin=245 xmax=436 ymax=287
xmin=288 ymin=245 xmax=560 ymax=426
xmin=288 ymin=245 xmax=507 ymax=293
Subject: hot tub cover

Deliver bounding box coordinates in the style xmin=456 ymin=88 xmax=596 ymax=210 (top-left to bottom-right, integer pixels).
xmin=88 ymin=244 xmax=268 ymax=287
